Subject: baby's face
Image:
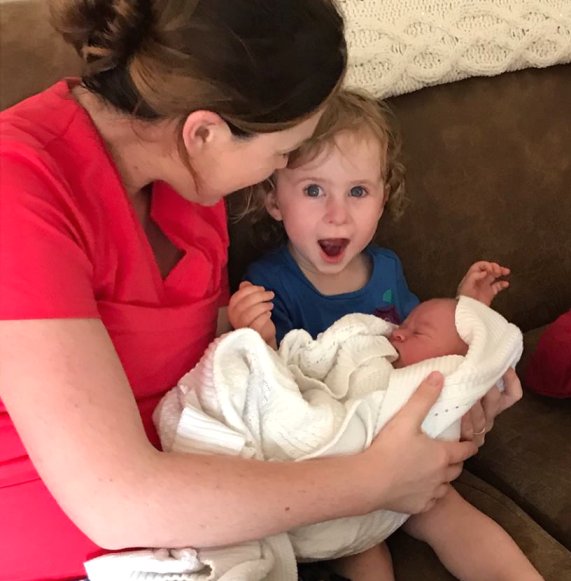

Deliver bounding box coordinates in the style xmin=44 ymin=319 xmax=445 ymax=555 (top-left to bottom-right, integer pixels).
xmin=389 ymin=299 xmax=468 ymax=368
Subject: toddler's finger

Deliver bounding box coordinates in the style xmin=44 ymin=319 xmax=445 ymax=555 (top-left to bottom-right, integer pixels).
xmin=249 ymin=311 xmax=273 ymax=334
xmin=231 ymin=288 xmax=274 ymax=313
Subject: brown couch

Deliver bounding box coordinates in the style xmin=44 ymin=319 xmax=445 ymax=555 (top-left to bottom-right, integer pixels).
xmin=1 ymin=1 xmax=570 ymax=579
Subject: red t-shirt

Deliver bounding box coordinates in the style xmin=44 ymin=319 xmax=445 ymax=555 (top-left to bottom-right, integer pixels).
xmin=0 ymin=81 xmax=229 ymax=581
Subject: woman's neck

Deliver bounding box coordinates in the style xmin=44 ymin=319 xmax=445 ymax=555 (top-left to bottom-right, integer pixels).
xmin=71 ymin=85 xmax=178 ymax=199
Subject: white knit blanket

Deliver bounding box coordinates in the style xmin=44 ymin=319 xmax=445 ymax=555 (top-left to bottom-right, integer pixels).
xmin=85 ymin=297 xmax=523 ymax=581
xmin=339 ymin=0 xmax=571 ymax=97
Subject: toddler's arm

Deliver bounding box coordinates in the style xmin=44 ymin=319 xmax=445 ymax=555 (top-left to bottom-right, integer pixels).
xmin=457 ymin=261 xmax=510 ymax=306
xmin=228 ymin=281 xmax=277 ymax=348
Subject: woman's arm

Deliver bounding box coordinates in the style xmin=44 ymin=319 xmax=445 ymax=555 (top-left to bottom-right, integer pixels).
xmin=0 ymin=319 xmax=475 ymax=549
xmin=460 ymin=368 xmax=523 ymax=445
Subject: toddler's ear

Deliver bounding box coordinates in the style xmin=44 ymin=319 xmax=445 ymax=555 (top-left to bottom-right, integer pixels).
xmin=265 ymin=191 xmax=283 ymax=221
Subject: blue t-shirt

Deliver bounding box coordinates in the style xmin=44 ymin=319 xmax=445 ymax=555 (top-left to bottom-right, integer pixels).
xmin=245 ymin=245 xmax=419 ymax=343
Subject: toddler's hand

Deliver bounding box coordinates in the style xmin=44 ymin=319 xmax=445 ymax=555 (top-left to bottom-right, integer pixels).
xmin=457 ymin=261 xmax=510 ymax=306
xmin=228 ymin=281 xmax=277 ymax=347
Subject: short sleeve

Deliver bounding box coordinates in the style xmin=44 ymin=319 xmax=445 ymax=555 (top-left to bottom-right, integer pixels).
xmin=0 ymin=154 xmax=98 ymax=320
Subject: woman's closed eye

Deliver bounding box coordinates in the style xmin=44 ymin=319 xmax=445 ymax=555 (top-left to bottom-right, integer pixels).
xmin=349 ymin=185 xmax=368 ymax=198
xmin=304 ymin=183 xmax=323 ymax=197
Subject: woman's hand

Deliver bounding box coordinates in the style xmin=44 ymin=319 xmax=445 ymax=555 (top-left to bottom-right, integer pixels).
xmin=360 ymin=372 xmax=478 ymax=515
xmin=461 ymin=368 xmax=523 ymax=446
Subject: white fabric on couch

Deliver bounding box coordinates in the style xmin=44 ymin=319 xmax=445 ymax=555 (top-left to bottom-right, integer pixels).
xmin=339 ymin=0 xmax=571 ymax=98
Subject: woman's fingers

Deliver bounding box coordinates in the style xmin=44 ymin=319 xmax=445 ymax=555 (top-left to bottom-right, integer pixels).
xmin=499 ymin=368 xmax=523 ymax=412
xmin=460 ymin=401 xmax=487 ymax=443
xmin=364 ymin=371 xmax=479 ymax=515
xmin=444 ymin=440 xmax=478 ymax=466
xmin=398 ymin=371 xmax=445 ymax=426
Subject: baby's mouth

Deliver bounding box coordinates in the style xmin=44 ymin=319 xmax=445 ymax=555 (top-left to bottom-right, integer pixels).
xmin=318 ymin=238 xmax=349 ymax=258
xmin=388 ymin=338 xmax=404 ymax=368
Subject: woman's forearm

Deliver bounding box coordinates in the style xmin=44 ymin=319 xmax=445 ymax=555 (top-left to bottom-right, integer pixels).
xmin=1 ymin=319 xmax=476 ymax=552
xmin=93 ymin=449 xmax=371 ymax=550
xmin=0 ymin=318 xmax=374 ymax=551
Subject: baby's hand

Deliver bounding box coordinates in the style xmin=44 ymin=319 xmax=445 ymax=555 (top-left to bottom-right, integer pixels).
xmin=457 ymin=261 xmax=510 ymax=306
xmin=228 ymin=281 xmax=277 ymax=347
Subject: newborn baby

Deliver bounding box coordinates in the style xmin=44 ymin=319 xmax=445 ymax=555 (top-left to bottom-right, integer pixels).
xmin=85 ymin=297 xmax=529 ymax=581
xmin=389 ymin=298 xmax=469 ymax=368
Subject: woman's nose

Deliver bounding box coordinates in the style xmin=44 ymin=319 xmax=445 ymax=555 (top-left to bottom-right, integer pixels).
xmin=325 ymin=197 xmax=348 ymax=225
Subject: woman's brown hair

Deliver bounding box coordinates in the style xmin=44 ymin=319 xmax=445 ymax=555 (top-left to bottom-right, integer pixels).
xmin=49 ymin=0 xmax=346 ymax=133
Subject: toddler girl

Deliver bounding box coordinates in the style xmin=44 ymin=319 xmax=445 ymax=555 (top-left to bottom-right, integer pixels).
xmin=227 ymin=90 xmax=537 ymax=580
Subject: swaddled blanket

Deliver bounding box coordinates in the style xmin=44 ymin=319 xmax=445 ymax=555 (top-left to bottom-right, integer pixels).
xmin=85 ymin=297 xmax=523 ymax=581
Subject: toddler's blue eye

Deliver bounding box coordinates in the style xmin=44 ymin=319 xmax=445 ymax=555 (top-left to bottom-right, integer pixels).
xmin=305 ymin=184 xmax=321 ymax=197
xmin=350 ymin=186 xmax=367 ymax=198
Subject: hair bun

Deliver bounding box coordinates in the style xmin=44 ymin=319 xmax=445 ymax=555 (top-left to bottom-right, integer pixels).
xmin=50 ymin=0 xmax=153 ymax=73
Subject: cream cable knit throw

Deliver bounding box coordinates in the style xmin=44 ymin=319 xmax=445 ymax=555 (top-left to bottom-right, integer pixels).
xmin=338 ymin=0 xmax=571 ymax=97
xmin=85 ymin=297 xmax=523 ymax=581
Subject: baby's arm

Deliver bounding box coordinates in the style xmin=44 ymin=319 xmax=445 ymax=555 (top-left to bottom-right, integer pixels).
xmin=403 ymin=488 xmax=542 ymax=581
xmin=228 ymin=281 xmax=277 ymax=348
xmin=457 ymin=261 xmax=510 ymax=306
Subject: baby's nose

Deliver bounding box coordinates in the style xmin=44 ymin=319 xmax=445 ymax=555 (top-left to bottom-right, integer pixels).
xmin=391 ymin=328 xmax=406 ymax=342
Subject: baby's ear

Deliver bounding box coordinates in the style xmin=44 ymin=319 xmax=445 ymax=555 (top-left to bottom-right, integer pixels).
xmin=265 ymin=191 xmax=283 ymax=221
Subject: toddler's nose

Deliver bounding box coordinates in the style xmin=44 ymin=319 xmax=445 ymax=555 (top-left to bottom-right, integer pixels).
xmin=325 ymin=197 xmax=349 ymax=225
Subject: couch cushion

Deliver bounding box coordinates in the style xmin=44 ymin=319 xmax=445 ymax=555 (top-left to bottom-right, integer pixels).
xmin=0 ymin=0 xmax=80 ymax=110
xmin=377 ymin=65 xmax=571 ymax=333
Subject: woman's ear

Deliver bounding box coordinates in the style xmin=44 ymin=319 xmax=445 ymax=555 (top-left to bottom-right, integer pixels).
xmin=265 ymin=190 xmax=283 ymax=221
xmin=181 ymin=110 xmax=230 ymax=157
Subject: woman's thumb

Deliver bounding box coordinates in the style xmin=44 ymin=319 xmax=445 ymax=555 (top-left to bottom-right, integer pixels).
xmin=400 ymin=371 xmax=444 ymax=427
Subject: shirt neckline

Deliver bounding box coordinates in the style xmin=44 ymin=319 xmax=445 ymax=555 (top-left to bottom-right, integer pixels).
xmin=59 ymin=79 xmax=191 ymax=288
xmin=281 ymin=245 xmax=379 ymax=300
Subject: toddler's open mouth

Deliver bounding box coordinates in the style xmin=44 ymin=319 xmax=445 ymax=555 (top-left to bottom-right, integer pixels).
xmin=318 ymin=238 xmax=349 ymax=260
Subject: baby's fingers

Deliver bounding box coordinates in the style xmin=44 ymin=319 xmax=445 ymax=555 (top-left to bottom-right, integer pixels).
xmin=483 ymin=261 xmax=511 ymax=278
xmin=491 ymin=280 xmax=510 ymax=295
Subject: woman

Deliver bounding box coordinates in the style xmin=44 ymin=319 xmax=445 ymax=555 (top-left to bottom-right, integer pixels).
xmin=0 ymin=1 xmax=520 ymax=580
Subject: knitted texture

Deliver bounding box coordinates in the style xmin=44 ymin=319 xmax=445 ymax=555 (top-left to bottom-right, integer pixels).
xmin=339 ymin=0 xmax=571 ymax=97
xmin=85 ymin=297 xmax=523 ymax=581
